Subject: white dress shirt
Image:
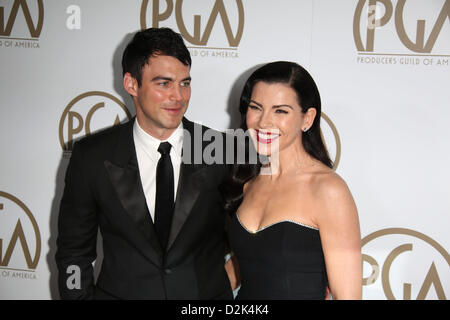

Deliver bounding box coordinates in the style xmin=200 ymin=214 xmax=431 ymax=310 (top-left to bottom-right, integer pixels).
xmin=133 ymin=119 xmax=184 ymax=222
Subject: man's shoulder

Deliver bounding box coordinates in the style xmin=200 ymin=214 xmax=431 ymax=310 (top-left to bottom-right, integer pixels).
xmin=182 ymin=118 xmax=233 ymax=167
xmin=74 ymin=119 xmax=133 ymax=151
xmin=183 ymin=117 xmax=230 ymax=138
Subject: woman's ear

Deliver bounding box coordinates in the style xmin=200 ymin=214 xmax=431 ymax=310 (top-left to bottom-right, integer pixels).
xmin=303 ymin=107 xmax=317 ymax=131
xmin=123 ymin=72 xmax=138 ymax=97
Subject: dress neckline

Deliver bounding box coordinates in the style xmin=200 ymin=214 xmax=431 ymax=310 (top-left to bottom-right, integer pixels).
xmin=235 ymin=213 xmax=319 ymax=234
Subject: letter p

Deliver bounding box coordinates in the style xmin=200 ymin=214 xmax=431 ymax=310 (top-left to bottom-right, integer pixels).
xmin=152 ymin=0 xmax=174 ymax=27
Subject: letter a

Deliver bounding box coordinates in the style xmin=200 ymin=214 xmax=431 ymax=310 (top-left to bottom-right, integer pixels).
xmin=66 ymin=265 xmax=81 ymax=289
xmin=66 ymin=5 xmax=81 ymax=30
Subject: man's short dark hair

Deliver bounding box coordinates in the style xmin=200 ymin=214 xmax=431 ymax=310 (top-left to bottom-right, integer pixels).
xmin=122 ymin=27 xmax=192 ymax=87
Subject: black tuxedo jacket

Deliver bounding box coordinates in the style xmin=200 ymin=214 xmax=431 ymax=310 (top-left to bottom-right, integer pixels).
xmin=55 ymin=117 xmax=233 ymax=299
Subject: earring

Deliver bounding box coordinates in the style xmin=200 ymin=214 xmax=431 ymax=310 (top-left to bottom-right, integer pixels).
xmin=303 ymin=127 xmax=308 ymax=132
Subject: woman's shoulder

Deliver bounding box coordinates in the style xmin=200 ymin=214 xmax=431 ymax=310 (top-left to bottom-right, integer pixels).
xmin=311 ymin=170 xmax=355 ymax=210
xmin=312 ymin=170 xmax=358 ymax=226
xmin=314 ymin=170 xmax=349 ymax=194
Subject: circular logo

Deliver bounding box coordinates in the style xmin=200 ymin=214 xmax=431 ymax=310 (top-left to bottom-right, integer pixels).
xmin=140 ymin=0 xmax=245 ymax=48
xmin=59 ymin=91 xmax=131 ymax=151
xmin=320 ymin=112 xmax=341 ymax=170
xmin=353 ymin=0 xmax=450 ymax=54
xmin=0 ymin=191 xmax=41 ymax=271
xmin=362 ymin=228 xmax=449 ymax=300
xmin=0 ymin=0 xmax=44 ymax=39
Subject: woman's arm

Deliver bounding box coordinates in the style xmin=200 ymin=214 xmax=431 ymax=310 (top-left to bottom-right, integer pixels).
xmin=316 ymin=174 xmax=362 ymax=299
xmin=225 ymin=253 xmax=241 ymax=291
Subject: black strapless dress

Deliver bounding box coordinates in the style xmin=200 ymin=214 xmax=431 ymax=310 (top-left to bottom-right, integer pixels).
xmin=228 ymin=213 xmax=328 ymax=300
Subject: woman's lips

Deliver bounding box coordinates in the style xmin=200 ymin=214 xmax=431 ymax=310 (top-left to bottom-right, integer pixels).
xmin=256 ymin=130 xmax=280 ymax=144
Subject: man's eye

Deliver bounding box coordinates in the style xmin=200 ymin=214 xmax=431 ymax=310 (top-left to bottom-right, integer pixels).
xmin=158 ymin=82 xmax=169 ymax=86
xmin=275 ymin=109 xmax=288 ymax=114
xmin=181 ymin=81 xmax=191 ymax=87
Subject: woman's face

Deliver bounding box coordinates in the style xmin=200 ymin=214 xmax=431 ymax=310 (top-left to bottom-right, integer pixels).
xmin=246 ymin=82 xmax=308 ymax=156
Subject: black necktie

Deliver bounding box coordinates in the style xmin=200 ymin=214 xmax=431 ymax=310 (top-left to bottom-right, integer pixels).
xmin=154 ymin=142 xmax=174 ymax=250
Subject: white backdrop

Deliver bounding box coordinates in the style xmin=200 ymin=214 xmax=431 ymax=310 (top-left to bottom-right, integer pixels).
xmin=0 ymin=0 xmax=449 ymax=300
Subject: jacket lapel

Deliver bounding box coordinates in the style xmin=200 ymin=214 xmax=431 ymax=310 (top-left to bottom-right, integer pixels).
xmin=104 ymin=119 xmax=163 ymax=262
xmin=166 ymin=118 xmax=207 ymax=251
xmin=104 ymin=118 xmax=212 ymax=255
xmin=167 ymin=163 xmax=207 ymax=251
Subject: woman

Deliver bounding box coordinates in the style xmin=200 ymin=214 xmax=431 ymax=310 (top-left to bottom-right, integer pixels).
xmin=223 ymin=61 xmax=362 ymax=299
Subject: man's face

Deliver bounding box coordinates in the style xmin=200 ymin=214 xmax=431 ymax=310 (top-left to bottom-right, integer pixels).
xmin=125 ymin=55 xmax=191 ymax=140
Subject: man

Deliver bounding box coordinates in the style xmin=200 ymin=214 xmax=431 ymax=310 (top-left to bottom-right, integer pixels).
xmin=55 ymin=28 xmax=233 ymax=299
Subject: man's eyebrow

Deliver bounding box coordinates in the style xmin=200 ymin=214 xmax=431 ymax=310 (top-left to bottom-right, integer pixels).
xmin=151 ymin=76 xmax=192 ymax=82
xmin=151 ymin=76 xmax=172 ymax=82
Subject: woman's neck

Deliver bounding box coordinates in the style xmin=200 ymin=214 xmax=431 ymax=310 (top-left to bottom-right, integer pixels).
xmin=262 ymin=142 xmax=320 ymax=179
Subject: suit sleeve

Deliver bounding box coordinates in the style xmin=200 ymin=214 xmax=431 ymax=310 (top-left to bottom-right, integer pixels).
xmin=55 ymin=141 xmax=98 ymax=299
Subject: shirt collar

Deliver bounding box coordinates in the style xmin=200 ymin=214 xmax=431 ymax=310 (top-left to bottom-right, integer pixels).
xmin=133 ymin=118 xmax=184 ymax=157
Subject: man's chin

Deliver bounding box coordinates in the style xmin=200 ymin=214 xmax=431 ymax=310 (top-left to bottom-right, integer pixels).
xmin=162 ymin=116 xmax=184 ymax=129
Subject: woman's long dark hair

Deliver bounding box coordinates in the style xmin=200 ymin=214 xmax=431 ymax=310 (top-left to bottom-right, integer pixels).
xmin=222 ymin=61 xmax=333 ymax=215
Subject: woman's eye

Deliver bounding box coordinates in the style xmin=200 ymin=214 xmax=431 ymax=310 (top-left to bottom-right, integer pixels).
xmin=248 ymin=105 xmax=260 ymax=110
xmin=275 ymin=109 xmax=288 ymax=114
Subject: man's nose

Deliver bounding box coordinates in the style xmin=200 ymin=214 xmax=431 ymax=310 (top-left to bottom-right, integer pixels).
xmin=170 ymin=85 xmax=183 ymax=101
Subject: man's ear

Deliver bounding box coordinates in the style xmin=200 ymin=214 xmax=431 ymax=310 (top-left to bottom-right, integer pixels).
xmin=123 ymin=72 xmax=138 ymax=97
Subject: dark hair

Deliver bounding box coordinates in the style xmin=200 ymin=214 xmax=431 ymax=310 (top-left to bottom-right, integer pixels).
xmin=122 ymin=27 xmax=191 ymax=87
xmin=222 ymin=61 xmax=333 ymax=214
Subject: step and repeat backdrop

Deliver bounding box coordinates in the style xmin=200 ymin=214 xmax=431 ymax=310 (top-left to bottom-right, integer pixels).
xmin=0 ymin=0 xmax=449 ymax=299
